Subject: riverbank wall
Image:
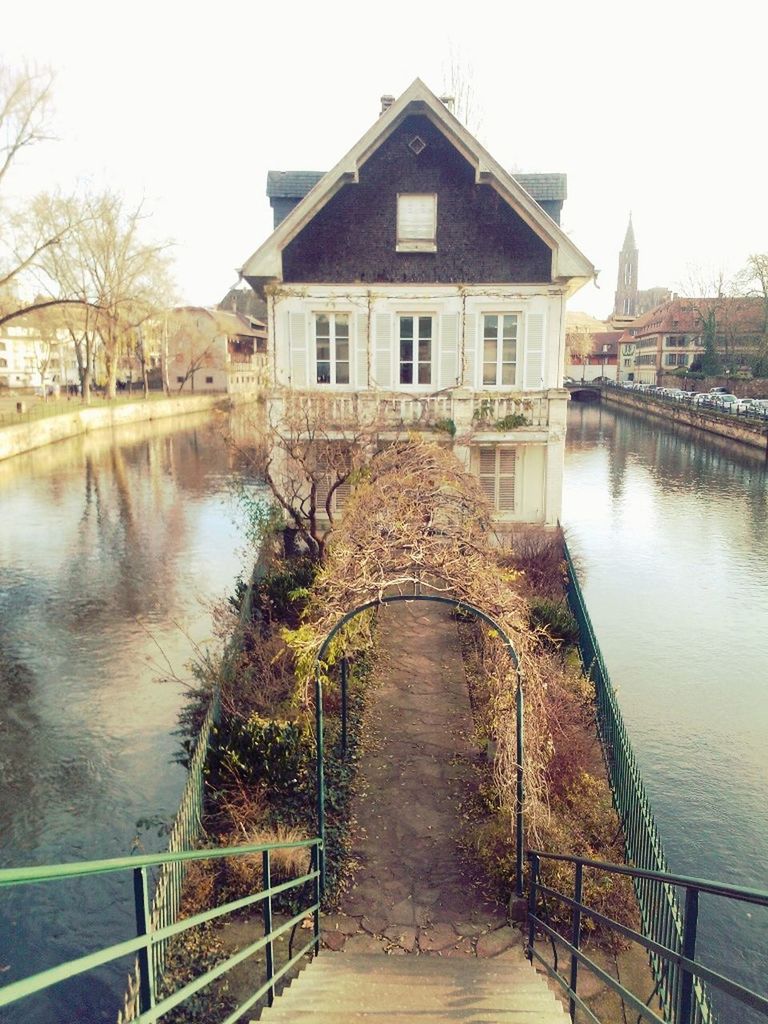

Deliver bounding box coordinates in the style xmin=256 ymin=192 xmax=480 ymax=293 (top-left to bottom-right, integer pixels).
xmin=602 ymin=387 xmax=768 ymax=452
xmin=0 ymin=392 xmax=260 ymax=462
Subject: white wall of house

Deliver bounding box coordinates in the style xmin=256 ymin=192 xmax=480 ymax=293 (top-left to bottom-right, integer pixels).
xmin=270 ymin=284 xmax=564 ymax=393
xmin=267 ymin=284 xmax=569 ymax=527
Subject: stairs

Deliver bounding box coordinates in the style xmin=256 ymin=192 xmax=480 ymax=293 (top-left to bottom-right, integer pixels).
xmin=256 ymin=952 xmax=569 ymax=1022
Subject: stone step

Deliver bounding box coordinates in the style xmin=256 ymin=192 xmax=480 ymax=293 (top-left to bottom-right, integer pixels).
xmin=255 ymin=953 xmax=569 ymax=1023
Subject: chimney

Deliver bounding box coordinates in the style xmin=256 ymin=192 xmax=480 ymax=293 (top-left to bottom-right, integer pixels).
xmin=439 ymin=94 xmax=455 ymax=114
xmin=380 ymin=94 xmax=395 ymax=115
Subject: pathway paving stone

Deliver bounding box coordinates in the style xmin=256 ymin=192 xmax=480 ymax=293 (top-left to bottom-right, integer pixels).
xmin=322 ymin=601 xmax=523 ymax=959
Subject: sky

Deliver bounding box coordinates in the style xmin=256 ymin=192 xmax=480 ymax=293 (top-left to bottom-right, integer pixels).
xmin=3 ymin=0 xmax=767 ymax=319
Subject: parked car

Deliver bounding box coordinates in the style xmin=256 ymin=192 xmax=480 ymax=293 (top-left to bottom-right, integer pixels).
xmin=712 ymin=394 xmax=739 ymax=411
xmin=732 ymin=398 xmax=757 ymax=413
xmin=709 ymin=387 xmax=730 ymax=394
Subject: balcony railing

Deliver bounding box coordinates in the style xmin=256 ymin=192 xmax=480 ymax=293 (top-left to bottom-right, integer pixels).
xmin=276 ymin=389 xmax=552 ymax=433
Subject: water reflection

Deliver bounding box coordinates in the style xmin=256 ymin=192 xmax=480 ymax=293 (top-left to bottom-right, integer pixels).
xmin=564 ymin=401 xmax=768 ymax=1024
xmin=0 ymin=406 xmax=264 ymax=1023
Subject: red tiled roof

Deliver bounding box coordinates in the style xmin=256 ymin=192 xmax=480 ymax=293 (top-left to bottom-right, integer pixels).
xmin=631 ymin=297 xmax=763 ymax=337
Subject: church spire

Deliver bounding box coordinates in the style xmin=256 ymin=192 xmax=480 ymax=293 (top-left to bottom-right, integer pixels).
xmin=614 ymin=214 xmax=639 ymax=318
xmin=622 ymin=212 xmax=637 ymax=252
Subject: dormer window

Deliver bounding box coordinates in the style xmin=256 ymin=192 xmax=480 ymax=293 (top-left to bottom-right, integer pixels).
xmin=397 ymin=194 xmax=436 ymax=252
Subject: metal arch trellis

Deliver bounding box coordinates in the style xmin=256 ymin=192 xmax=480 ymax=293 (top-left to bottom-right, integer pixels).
xmin=313 ymin=593 xmax=525 ymax=897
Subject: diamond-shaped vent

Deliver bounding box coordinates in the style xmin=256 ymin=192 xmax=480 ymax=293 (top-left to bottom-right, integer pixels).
xmin=407 ymin=135 xmax=427 ymax=155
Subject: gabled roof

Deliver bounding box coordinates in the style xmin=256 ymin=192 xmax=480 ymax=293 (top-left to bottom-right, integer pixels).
xmin=630 ymin=297 xmax=764 ymax=337
xmin=242 ymin=78 xmax=593 ymax=290
xmin=172 ymin=307 xmax=267 ymax=338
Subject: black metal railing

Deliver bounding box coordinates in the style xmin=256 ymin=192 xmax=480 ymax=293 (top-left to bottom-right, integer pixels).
xmin=526 ymin=849 xmax=768 ymax=1024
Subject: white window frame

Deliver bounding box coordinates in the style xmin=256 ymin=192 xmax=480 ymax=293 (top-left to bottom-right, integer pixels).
xmin=396 ymin=194 xmax=437 ymax=252
xmin=313 ymin=312 xmax=352 ymax=386
xmin=477 ymin=445 xmax=518 ymax=512
xmin=481 ymin=313 xmax=519 ymax=388
xmin=397 ymin=313 xmax=434 ymax=387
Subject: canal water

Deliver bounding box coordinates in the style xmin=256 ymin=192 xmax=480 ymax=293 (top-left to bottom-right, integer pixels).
xmin=563 ymin=401 xmax=768 ymax=1024
xmin=0 ymin=408 xmax=264 ymax=1023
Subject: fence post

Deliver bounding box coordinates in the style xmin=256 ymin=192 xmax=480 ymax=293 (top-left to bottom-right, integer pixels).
xmin=340 ymin=656 xmax=348 ymax=759
xmin=526 ymin=853 xmax=539 ymax=961
xmin=515 ymin=671 xmax=524 ymax=897
xmin=677 ymin=887 xmax=699 ymax=1024
xmin=262 ymin=850 xmax=275 ymax=1006
xmin=133 ymin=866 xmax=155 ymax=1012
xmin=312 ymin=843 xmax=321 ymax=954
xmin=569 ymin=861 xmax=583 ymax=1021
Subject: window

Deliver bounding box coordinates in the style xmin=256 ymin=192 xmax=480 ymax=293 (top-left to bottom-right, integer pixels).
xmin=315 ymin=313 xmax=350 ymax=385
xmin=0 ymin=358 xmax=6 ymax=368
xmin=205 ymin=376 xmax=213 ymax=383
xmin=398 ymin=315 xmax=432 ymax=385
xmin=482 ymin=314 xmax=518 ymax=386
xmin=176 ymin=375 xmax=184 ymax=383
xmin=478 ymin=446 xmax=517 ymax=511
xmin=397 ymin=194 xmax=436 ymax=251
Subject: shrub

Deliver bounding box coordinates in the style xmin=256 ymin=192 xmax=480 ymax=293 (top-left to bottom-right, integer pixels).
xmin=529 ymin=598 xmax=580 ymax=646
xmin=207 ymin=714 xmax=312 ymax=814
xmin=251 ymin=558 xmax=318 ymax=629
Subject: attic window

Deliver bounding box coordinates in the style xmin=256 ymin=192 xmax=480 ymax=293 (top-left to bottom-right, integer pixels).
xmin=397 ymin=194 xmax=437 ymax=252
xmin=407 ymin=135 xmax=427 ymax=155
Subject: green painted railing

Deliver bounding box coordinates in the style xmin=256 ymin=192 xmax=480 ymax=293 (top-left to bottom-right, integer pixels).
xmin=117 ymin=561 xmax=263 ymax=1019
xmin=562 ymin=538 xmax=715 ymax=1022
xmin=117 ymin=689 xmax=221 ymax=1020
xmin=0 ymin=839 xmax=322 ymax=1023
xmin=526 ymin=850 xmax=768 ymax=1024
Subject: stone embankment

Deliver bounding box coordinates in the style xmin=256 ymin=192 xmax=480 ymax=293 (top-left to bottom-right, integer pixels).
xmin=602 ymin=387 xmax=768 ymax=452
xmin=0 ymin=393 xmax=255 ymax=461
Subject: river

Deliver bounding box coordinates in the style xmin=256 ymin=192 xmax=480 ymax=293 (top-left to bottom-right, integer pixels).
xmin=1 ymin=401 xmax=766 ymax=1023
xmin=563 ymin=400 xmax=768 ymax=1024
xmin=0 ymin=407 xmax=264 ymax=1023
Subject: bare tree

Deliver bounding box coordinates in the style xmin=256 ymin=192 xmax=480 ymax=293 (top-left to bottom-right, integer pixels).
xmin=29 ymin=190 xmax=175 ymax=398
xmin=565 ymin=327 xmax=594 ymax=380
xmin=735 ymin=254 xmax=768 ymax=375
xmin=441 ymin=50 xmax=482 ymax=135
xmin=231 ymin=395 xmax=384 ymax=562
xmin=0 ymin=63 xmax=88 ymax=327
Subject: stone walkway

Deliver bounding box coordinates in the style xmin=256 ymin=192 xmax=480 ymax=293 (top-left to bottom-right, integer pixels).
xmin=322 ymin=601 xmax=522 ymax=960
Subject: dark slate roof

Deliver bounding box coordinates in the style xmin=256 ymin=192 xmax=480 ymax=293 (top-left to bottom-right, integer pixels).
xmin=266 ymin=169 xmax=567 ymax=202
xmin=266 ymin=171 xmax=325 ymax=198
xmin=512 ymin=174 xmax=567 ymax=201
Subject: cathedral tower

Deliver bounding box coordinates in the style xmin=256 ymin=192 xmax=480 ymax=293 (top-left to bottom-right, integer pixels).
xmin=614 ymin=215 xmax=638 ymax=317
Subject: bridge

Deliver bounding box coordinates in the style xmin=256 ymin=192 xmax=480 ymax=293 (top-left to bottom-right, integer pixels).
xmin=565 ymin=381 xmax=603 ymax=402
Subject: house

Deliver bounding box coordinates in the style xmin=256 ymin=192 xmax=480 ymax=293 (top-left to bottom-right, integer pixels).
xmin=565 ymin=326 xmax=622 ymax=382
xmin=623 ymin=297 xmax=764 ymax=384
xmin=239 ymin=79 xmax=594 ymax=528
xmin=0 ymin=318 xmax=79 ymax=393
xmin=164 ymin=308 xmax=268 ymax=393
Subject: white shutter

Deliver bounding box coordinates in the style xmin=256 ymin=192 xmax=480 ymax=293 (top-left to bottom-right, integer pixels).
xmin=356 ymin=313 xmax=368 ymax=389
xmin=438 ymin=314 xmax=459 ymax=389
xmin=524 ymin=313 xmax=545 ymax=389
xmin=463 ymin=313 xmax=477 ymax=388
xmin=478 ymin=446 xmax=496 ymax=503
xmin=498 ymin=449 xmax=517 ymax=511
xmin=374 ymin=313 xmax=393 ymax=388
xmin=397 ymin=195 xmax=436 ymax=241
xmin=289 ymin=312 xmax=308 ymax=386
xmin=477 ymin=446 xmax=516 ymax=511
